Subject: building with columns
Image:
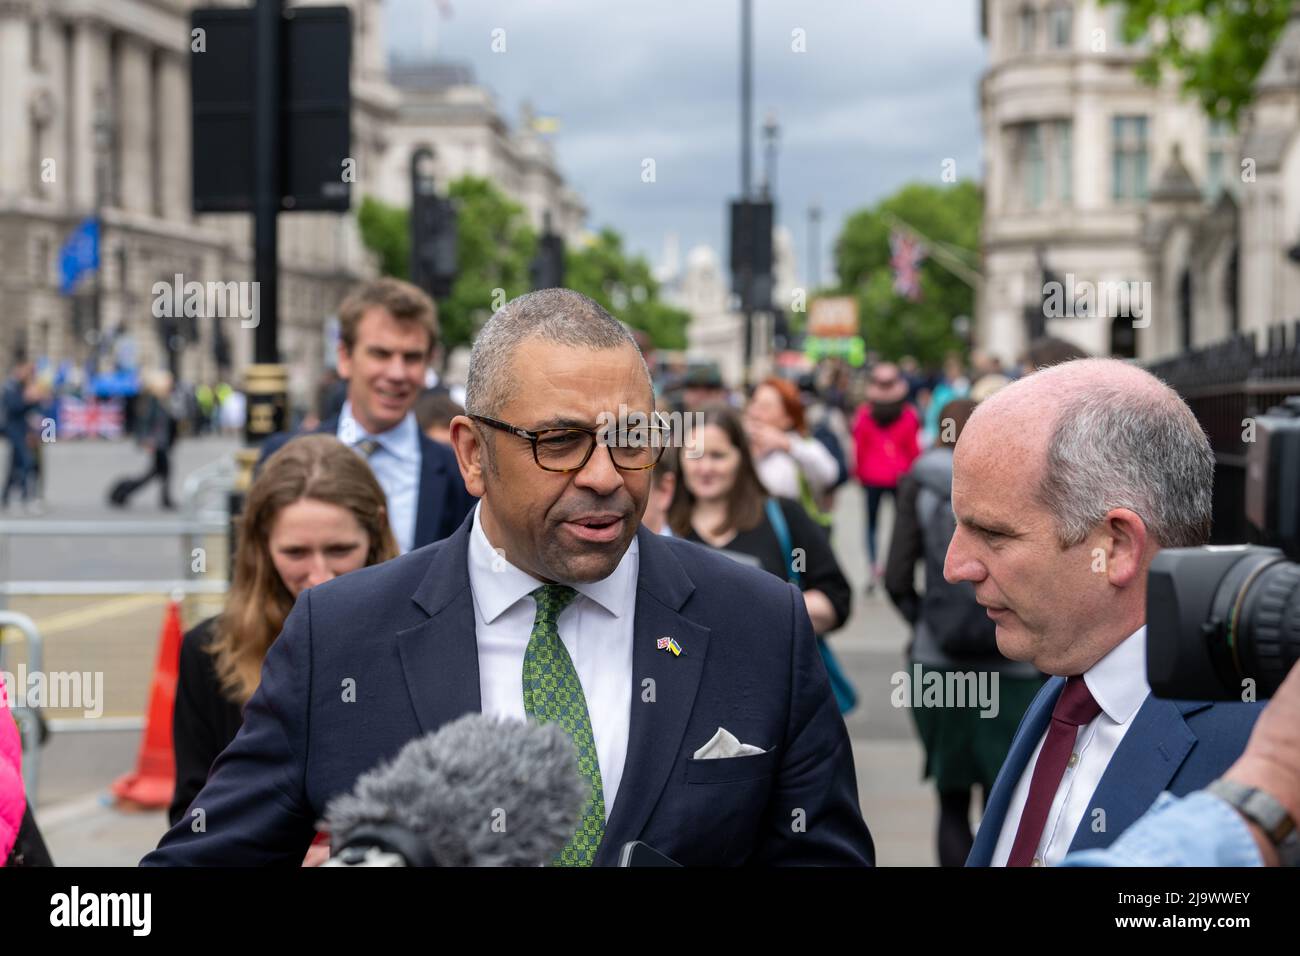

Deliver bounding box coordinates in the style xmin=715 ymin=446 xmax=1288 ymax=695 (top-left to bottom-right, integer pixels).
xmin=373 ymin=60 xmax=587 ymax=244
xmin=0 ymin=0 xmax=398 ymax=408
xmin=976 ymin=0 xmax=1246 ymax=364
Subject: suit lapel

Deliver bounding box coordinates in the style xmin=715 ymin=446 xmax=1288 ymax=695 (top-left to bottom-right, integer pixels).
xmin=396 ymin=513 xmax=481 ymax=733
xmin=413 ymin=434 xmax=447 ymax=547
xmin=1067 ymin=695 xmax=1201 ymax=853
xmin=595 ymin=529 xmax=709 ymax=865
xmin=967 ymin=677 xmax=1063 ymax=866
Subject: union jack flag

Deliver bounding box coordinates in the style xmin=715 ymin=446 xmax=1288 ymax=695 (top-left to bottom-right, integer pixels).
xmin=889 ymin=230 xmax=927 ymax=301
xmin=59 ymin=397 xmax=124 ymax=439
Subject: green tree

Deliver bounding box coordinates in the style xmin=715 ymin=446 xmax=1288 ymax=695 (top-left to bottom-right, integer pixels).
xmin=833 ymin=180 xmax=982 ymax=365
xmin=357 ymin=182 xmax=688 ymax=354
xmin=566 ymin=228 xmax=690 ymax=350
xmin=356 ymin=196 xmax=410 ymax=279
xmin=356 ymin=177 xmax=535 ymax=356
xmin=1099 ymin=0 xmax=1291 ymax=122
xmin=441 ymin=176 xmax=535 ymax=354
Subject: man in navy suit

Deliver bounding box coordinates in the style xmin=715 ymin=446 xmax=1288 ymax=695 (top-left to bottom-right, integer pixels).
xmin=946 ymin=358 xmax=1262 ymax=867
xmin=144 ymin=289 xmax=873 ymax=866
xmin=259 ymin=277 xmax=474 ymax=551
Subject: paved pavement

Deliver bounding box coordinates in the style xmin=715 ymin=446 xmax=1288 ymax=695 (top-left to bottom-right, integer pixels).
xmin=7 ymin=436 xmax=947 ymax=866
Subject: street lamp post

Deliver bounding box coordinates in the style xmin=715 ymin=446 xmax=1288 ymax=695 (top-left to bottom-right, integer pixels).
xmin=739 ymin=0 xmax=753 ymax=387
xmin=762 ymin=110 xmax=779 ymax=200
xmin=233 ymin=0 xmax=289 ymax=527
xmin=90 ymin=90 xmax=112 ymax=377
xmin=808 ymin=202 xmax=821 ymax=291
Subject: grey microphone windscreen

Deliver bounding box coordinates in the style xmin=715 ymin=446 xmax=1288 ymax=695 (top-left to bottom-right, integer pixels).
xmin=322 ymin=714 xmax=588 ymax=866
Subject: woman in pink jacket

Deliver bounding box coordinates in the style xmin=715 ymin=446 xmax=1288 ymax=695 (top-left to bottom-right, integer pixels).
xmin=852 ymin=362 xmax=921 ymax=593
xmin=2 ymin=675 xmax=51 ymax=866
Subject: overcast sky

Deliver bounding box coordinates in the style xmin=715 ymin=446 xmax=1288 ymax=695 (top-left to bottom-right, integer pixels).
xmin=384 ymin=0 xmax=987 ymax=287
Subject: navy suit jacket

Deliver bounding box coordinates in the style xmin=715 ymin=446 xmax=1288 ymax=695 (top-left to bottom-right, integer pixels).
xmin=967 ymin=674 xmax=1261 ymax=866
xmin=258 ymin=416 xmax=475 ymax=549
xmin=142 ymin=514 xmax=875 ymax=866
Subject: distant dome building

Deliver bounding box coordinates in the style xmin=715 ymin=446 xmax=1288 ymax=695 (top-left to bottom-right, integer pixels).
xmin=656 ymin=227 xmax=795 ymax=386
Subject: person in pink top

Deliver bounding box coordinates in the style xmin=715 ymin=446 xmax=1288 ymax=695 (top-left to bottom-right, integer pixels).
xmin=1 ymin=674 xmax=52 ymax=865
xmin=0 ymin=676 xmax=22 ymax=863
xmin=852 ymin=362 xmax=921 ymax=592
xmin=1 ymin=674 xmax=52 ymax=866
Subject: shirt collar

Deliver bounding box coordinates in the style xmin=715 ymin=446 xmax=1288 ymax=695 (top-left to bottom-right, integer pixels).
xmin=1083 ymin=625 xmax=1150 ymax=725
xmin=339 ymin=400 xmax=420 ymax=462
xmin=466 ymin=501 xmax=639 ymax=624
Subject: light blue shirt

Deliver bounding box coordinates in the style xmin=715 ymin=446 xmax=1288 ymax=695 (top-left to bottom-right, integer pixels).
xmin=1062 ymin=791 xmax=1264 ymax=867
xmin=337 ymin=401 xmax=420 ymax=554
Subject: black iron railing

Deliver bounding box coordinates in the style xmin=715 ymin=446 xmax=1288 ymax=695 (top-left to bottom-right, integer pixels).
xmin=1146 ymin=322 xmax=1300 ymax=544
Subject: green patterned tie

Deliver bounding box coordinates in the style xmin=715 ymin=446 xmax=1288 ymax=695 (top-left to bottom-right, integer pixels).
xmin=522 ymin=584 xmax=606 ymax=866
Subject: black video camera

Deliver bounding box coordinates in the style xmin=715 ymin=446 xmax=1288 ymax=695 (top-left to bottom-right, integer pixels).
xmin=1147 ymin=396 xmax=1300 ymax=700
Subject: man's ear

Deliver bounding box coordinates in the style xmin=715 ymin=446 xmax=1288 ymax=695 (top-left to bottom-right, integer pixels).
xmin=449 ymin=415 xmax=486 ymax=497
xmin=336 ymin=340 xmax=353 ymax=380
xmin=1099 ymin=507 xmax=1149 ymax=588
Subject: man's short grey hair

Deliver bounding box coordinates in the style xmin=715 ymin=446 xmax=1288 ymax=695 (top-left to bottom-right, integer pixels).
xmin=1035 ymin=378 xmax=1213 ymax=549
xmin=464 ymin=288 xmax=650 ymax=417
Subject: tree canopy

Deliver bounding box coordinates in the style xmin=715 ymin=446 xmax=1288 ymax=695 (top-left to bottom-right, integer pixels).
xmin=1100 ymin=0 xmax=1292 ymax=122
xmin=565 ymin=228 xmax=690 ymax=351
xmin=358 ymin=178 xmax=689 ymax=353
xmin=833 ymin=180 xmax=982 ymax=365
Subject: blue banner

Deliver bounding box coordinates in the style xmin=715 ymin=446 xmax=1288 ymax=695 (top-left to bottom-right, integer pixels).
xmin=59 ymin=217 xmax=100 ymax=295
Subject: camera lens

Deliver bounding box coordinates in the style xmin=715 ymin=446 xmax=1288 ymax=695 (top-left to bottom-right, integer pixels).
xmin=1222 ymin=557 xmax=1300 ymax=699
xmin=1147 ymin=547 xmax=1300 ymax=700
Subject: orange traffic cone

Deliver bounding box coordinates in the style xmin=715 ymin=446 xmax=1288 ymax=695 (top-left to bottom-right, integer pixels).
xmin=112 ymin=599 xmax=182 ymax=810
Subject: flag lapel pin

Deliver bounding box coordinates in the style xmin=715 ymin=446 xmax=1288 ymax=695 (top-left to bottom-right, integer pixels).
xmin=656 ymin=636 xmax=683 ymax=657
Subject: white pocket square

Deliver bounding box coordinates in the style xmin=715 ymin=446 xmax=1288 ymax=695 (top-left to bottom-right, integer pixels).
xmin=693 ymin=726 xmax=766 ymax=760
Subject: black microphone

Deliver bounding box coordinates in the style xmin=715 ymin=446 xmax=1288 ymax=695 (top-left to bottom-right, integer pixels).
xmin=322 ymin=714 xmax=587 ymax=866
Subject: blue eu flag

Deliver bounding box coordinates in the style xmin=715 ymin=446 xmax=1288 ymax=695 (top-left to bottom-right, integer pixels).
xmin=59 ymin=217 xmax=100 ymax=295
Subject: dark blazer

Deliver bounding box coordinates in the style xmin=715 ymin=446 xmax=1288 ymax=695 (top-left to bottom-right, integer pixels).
xmin=683 ymin=497 xmax=852 ymax=632
xmin=169 ymin=617 xmax=245 ymax=828
xmin=966 ymin=675 xmax=1262 ymax=866
xmin=143 ymin=513 xmax=875 ymax=866
xmin=258 ymin=415 xmax=475 ymax=549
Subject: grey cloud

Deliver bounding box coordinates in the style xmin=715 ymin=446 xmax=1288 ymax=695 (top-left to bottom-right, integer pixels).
xmin=386 ymin=0 xmax=984 ymax=284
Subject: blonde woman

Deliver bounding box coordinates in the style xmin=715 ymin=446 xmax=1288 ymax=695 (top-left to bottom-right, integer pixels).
xmin=169 ymin=435 xmax=397 ymax=829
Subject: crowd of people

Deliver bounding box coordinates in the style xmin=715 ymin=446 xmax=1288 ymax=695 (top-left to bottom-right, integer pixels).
xmin=0 ymin=353 xmax=248 ymax=516
xmin=3 ymin=278 xmax=1296 ymax=870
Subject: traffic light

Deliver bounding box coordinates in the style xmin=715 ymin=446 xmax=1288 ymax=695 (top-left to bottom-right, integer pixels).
xmin=729 ymin=198 xmax=773 ymax=311
xmin=411 ymin=195 xmax=457 ymax=300
xmin=409 ymin=148 xmax=458 ymax=300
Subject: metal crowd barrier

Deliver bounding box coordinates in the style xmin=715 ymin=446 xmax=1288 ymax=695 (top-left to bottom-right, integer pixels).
xmin=0 ymin=454 xmax=235 ymax=802
xmin=1146 ymin=322 xmax=1300 ymax=543
xmin=0 ymin=611 xmax=46 ymax=804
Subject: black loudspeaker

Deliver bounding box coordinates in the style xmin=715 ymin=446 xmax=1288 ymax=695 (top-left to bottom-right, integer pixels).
xmin=191 ymin=6 xmax=352 ymax=213
xmin=729 ymin=199 xmax=773 ymax=277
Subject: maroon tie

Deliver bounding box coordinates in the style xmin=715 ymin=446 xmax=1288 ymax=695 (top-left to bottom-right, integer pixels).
xmin=1006 ymin=675 xmax=1102 ymax=867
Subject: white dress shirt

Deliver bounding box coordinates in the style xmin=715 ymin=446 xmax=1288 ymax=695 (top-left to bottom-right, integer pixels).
xmin=337 ymin=401 xmax=420 ymax=554
xmin=466 ymin=501 xmax=636 ymax=820
xmin=990 ymin=626 xmax=1151 ymax=867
